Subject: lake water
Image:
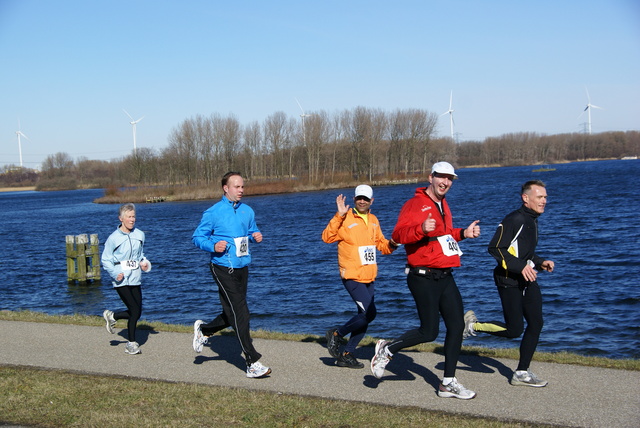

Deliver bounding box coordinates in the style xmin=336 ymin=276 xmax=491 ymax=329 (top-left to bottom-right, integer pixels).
xmin=1 ymin=159 xmax=638 ymax=359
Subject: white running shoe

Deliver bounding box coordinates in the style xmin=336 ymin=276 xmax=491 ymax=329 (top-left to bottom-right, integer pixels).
xmin=438 ymin=378 xmax=476 ymax=399
xmin=192 ymin=320 xmax=207 ymax=353
xmin=511 ymin=370 xmax=548 ymax=387
xmin=370 ymin=339 xmax=391 ymax=379
xmin=462 ymin=310 xmax=478 ymax=339
xmin=103 ymin=310 xmax=116 ymax=334
xmin=246 ymin=361 xmax=271 ymax=378
xmin=124 ymin=341 xmax=141 ymax=355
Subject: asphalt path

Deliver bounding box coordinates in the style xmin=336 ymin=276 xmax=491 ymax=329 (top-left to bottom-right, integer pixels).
xmin=1 ymin=320 xmax=638 ymax=427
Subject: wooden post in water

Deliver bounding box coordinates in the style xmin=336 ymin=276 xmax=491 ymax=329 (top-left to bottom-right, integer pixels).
xmin=89 ymin=234 xmax=101 ymax=280
xmin=65 ymin=236 xmax=76 ymax=280
xmin=66 ymin=234 xmax=101 ymax=283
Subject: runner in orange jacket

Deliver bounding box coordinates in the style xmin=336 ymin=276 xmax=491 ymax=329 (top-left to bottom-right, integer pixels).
xmin=322 ymin=184 xmax=399 ymax=368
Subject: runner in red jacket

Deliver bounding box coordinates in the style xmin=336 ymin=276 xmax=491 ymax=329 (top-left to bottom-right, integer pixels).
xmin=370 ymin=161 xmax=481 ymax=400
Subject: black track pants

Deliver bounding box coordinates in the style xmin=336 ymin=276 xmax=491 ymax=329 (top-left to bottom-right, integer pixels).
xmin=200 ymin=264 xmax=261 ymax=366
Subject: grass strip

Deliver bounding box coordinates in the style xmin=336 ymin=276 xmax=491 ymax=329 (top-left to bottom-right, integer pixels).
xmin=0 ymin=365 xmax=555 ymax=428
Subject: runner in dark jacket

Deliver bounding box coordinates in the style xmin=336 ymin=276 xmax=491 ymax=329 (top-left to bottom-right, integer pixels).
xmin=463 ymin=180 xmax=555 ymax=387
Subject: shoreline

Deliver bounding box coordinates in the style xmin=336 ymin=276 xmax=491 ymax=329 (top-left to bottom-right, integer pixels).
xmin=0 ymin=186 xmax=36 ymax=193
xmin=1 ymin=158 xmax=624 ymax=198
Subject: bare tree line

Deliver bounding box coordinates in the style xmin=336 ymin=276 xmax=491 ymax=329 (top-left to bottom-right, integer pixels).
xmin=151 ymin=107 xmax=448 ymax=186
xmin=2 ymin=106 xmax=639 ymax=189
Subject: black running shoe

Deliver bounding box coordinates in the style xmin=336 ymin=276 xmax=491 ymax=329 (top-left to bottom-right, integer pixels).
xmin=337 ymin=352 xmax=364 ymax=369
xmin=325 ymin=328 xmax=341 ymax=358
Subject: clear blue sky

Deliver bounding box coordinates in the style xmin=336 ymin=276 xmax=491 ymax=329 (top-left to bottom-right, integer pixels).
xmin=1 ymin=0 xmax=638 ymax=169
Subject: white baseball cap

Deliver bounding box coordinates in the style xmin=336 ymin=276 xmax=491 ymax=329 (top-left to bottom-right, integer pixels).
xmin=354 ymin=184 xmax=373 ymax=199
xmin=431 ymin=161 xmax=458 ymax=178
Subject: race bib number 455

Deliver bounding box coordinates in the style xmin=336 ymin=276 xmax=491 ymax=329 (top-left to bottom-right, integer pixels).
xmin=358 ymin=245 xmax=377 ymax=265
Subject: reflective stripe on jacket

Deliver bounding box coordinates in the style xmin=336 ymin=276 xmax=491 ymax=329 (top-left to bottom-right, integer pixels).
xmin=488 ymin=205 xmax=544 ymax=279
xmin=322 ymin=209 xmax=394 ymax=283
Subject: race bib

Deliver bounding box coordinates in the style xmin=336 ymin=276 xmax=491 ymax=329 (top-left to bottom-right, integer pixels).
xmin=358 ymin=245 xmax=377 ymax=265
xmin=121 ymin=260 xmax=139 ymax=271
xmin=234 ymin=236 xmax=249 ymax=257
xmin=437 ymin=234 xmax=463 ymax=257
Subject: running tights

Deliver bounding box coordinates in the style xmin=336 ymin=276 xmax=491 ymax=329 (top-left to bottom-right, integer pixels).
xmin=114 ymin=285 xmax=142 ymax=343
xmin=474 ymin=283 xmax=543 ymax=371
xmin=337 ymin=279 xmax=376 ymax=353
xmin=387 ymin=272 xmax=464 ymax=378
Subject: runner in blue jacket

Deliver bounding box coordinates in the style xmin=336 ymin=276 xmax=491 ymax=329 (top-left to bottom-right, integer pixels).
xmin=191 ymin=171 xmax=271 ymax=378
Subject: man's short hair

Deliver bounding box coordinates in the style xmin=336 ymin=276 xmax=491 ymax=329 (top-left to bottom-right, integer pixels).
xmin=522 ymin=180 xmax=546 ymax=195
xmin=221 ymin=171 xmax=242 ymax=188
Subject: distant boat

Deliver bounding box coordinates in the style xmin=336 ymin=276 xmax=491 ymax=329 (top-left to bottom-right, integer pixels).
xmin=621 ymin=156 xmax=638 ymax=160
xmin=532 ymin=166 xmax=556 ymax=172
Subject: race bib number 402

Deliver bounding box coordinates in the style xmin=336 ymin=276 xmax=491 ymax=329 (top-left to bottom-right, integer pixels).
xmin=437 ymin=235 xmax=463 ymax=257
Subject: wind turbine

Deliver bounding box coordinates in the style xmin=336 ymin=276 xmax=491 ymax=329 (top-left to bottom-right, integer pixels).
xmin=440 ymin=91 xmax=455 ymax=140
xmin=295 ymin=97 xmax=311 ymax=144
xmin=15 ymin=120 xmax=30 ymax=168
xmin=578 ymin=87 xmax=602 ymax=135
xmin=123 ymin=109 xmax=144 ymax=155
